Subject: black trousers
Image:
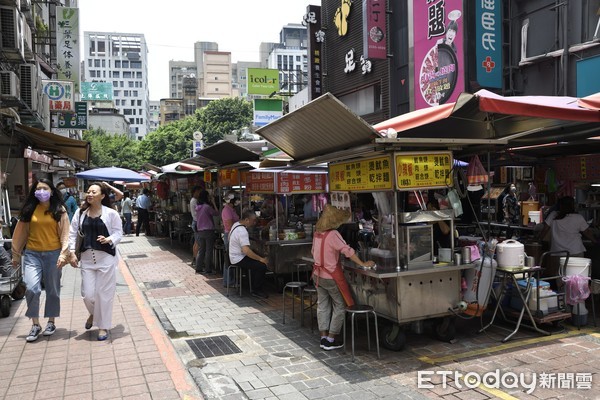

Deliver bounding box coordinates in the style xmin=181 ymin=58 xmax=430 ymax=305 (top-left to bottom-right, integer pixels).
xmin=136 ymin=208 xmax=151 ymax=235
xmin=236 ymin=256 xmax=268 ymax=292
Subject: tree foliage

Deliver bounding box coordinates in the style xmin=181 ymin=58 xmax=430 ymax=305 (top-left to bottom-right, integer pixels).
xmin=83 ymin=97 xmax=253 ymax=169
xmin=137 ymin=115 xmax=201 ymax=166
xmin=83 ymin=128 xmax=140 ymax=169
xmin=196 ymin=97 xmax=253 ymax=145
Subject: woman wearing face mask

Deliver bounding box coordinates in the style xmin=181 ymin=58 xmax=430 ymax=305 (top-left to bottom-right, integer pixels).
xmin=222 ymin=192 xmax=240 ymax=286
xmin=56 ymin=181 xmax=78 ymax=222
xmin=11 ymin=179 xmax=70 ymax=342
xmin=68 ymin=182 xmax=123 ymax=341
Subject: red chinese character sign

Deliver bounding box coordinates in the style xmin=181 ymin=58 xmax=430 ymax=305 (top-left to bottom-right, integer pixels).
xmin=218 ymin=169 xmax=240 ymax=187
xmin=395 ymin=151 xmax=453 ymax=190
xmin=277 ymin=173 xmax=327 ymax=194
xmin=246 ymin=172 xmax=275 ymax=193
xmin=413 ymin=0 xmax=464 ymax=110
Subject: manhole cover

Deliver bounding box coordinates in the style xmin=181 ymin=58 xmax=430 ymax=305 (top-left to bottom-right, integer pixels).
xmin=186 ymin=336 xmax=242 ymax=359
xmin=127 ymin=254 xmax=148 ymax=259
xmin=145 ymin=280 xmax=174 ymax=289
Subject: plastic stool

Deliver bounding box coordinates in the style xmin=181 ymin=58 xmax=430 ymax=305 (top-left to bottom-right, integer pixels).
xmin=293 ymin=260 xmax=310 ymax=283
xmin=226 ymin=265 xmax=251 ymax=297
xmin=282 ymin=281 xmax=307 ymax=324
xmin=343 ymin=304 xmax=380 ymax=362
xmin=300 ymin=286 xmax=318 ymax=332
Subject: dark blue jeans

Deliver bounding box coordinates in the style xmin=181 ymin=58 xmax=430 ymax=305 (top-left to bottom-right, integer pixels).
xmin=123 ymin=212 xmax=132 ymax=234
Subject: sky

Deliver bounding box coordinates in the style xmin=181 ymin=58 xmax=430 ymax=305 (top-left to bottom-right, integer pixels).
xmin=78 ymin=0 xmax=314 ymax=100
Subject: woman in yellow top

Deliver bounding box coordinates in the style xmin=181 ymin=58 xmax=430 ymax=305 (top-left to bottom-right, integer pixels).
xmin=11 ymin=179 xmax=70 ymax=342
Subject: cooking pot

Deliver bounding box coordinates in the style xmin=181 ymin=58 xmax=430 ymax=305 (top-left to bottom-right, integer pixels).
xmin=496 ymin=239 xmax=525 ymax=268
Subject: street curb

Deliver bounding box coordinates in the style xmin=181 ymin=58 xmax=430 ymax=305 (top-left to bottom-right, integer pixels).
xmin=118 ymin=256 xmax=204 ymax=400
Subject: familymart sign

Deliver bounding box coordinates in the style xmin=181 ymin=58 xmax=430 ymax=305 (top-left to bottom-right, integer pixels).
xmin=253 ymin=99 xmax=283 ymax=127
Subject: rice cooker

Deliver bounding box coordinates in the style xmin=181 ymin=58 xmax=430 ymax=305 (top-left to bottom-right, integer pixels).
xmin=496 ymin=239 xmax=525 ymax=268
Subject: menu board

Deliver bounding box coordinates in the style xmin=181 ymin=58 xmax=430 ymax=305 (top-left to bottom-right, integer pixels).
xmin=329 ymin=156 xmax=393 ymax=191
xmin=395 ymin=151 xmax=453 ymax=190
xmin=246 ymin=171 xmax=275 ymax=193
xmin=218 ymin=169 xmax=240 ymax=187
xmin=277 ymin=173 xmax=327 ymax=194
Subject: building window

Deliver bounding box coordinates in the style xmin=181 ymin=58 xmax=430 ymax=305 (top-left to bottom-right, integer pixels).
xmin=136 ymin=72 xmax=142 ymax=79
xmin=339 ymin=84 xmax=382 ymax=117
xmin=115 ymin=60 xmax=121 ymax=68
xmin=113 ymin=81 xmax=118 ymax=87
xmin=128 ymin=81 xmax=134 ymax=87
xmin=137 ymin=100 xmax=142 ymax=106
xmin=114 ymin=90 xmax=120 ymax=97
xmin=88 ymin=59 xmax=92 ymax=67
xmin=133 ymin=90 xmax=138 ymax=96
xmin=124 ymin=109 xmax=132 ymax=115
xmin=129 ymin=118 xmax=135 ymax=124
xmin=123 ymin=71 xmax=132 ymax=78
xmin=120 ymin=81 xmax=124 ymax=87
xmin=90 ymin=71 xmax=96 ymax=77
xmin=130 ymin=100 xmax=135 ymax=106
xmin=131 ymin=61 xmax=142 ymax=69
xmin=113 ymin=71 xmax=120 ymax=78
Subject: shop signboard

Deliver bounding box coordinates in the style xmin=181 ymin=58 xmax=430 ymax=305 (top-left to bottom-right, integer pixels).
xmin=277 ymin=173 xmax=327 ymax=194
xmin=395 ymin=151 xmax=453 ymax=190
xmin=52 ymin=101 xmax=88 ymax=129
xmin=329 ymin=156 xmax=393 ymax=191
xmin=218 ymin=169 xmax=240 ymax=187
xmin=363 ymin=0 xmax=387 ymax=60
xmin=475 ymin=0 xmax=503 ymax=88
xmin=80 ymin=82 xmax=113 ymax=101
xmin=413 ymin=0 xmax=464 ymax=110
xmin=247 ymin=68 xmax=279 ymax=95
xmin=253 ymin=99 xmax=283 ymax=127
xmin=56 ymin=7 xmax=80 ymax=92
xmin=246 ymin=171 xmax=275 ymax=193
xmin=305 ymin=4 xmax=323 ymax=100
xmin=42 ymin=80 xmax=74 ymax=111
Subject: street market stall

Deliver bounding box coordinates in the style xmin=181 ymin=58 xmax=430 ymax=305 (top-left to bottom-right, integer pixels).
xmin=245 ymin=168 xmax=328 ymax=287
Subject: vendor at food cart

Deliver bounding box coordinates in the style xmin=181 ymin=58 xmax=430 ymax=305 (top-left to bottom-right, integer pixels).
xmin=312 ymin=205 xmax=375 ymax=351
xmin=302 ymin=195 xmax=319 ymax=221
xmin=427 ymin=198 xmax=451 ymax=255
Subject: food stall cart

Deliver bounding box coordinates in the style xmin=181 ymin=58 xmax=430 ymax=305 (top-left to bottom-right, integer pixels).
xmin=323 ymin=151 xmax=475 ymax=349
xmin=246 ymin=168 xmax=328 ymax=288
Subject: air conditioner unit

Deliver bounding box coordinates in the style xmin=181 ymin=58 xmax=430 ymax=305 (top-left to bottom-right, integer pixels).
xmin=19 ymin=63 xmax=39 ymax=112
xmin=0 ymin=5 xmax=24 ymax=57
xmin=0 ymin=70 xmax=20 ymax=98
xmin=21 ymin=14 xmax=32 ymax=55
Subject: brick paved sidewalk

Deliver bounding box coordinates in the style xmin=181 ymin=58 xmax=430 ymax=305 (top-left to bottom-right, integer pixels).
xmin=121 ymin=235 xmax=600 ymax=400
xmin=0 ymin=242 xmax=201 ymax=400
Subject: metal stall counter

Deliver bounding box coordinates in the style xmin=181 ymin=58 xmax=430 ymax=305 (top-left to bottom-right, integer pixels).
xmin=321 ymin=151 xmax=476 ymax=350
xmin=246 ymin=168 xmax=327 ymax=288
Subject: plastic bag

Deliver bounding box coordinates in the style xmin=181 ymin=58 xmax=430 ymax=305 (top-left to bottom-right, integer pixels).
xmin=446 ymin=189 xmax=463 ymax=217
xmin=562 ymin=275 xmax=591 ymax=305
xmin=467 ymin=155 xmax=489 ymax=185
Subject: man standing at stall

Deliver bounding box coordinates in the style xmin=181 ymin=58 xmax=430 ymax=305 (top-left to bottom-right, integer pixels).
xmin=135 ymin=188 xmax=152 ymax=236
xmin=229 ymin=209 xmax=269 ymax=299
xmin=312 ymin=205 xmax=375 ymax=350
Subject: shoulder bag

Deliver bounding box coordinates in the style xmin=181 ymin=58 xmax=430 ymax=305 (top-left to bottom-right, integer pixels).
xmin=74 ymin=211 xmax=85 ymax=259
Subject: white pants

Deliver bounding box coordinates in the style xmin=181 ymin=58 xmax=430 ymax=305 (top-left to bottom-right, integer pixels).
xmin=80 ymin=249 xmax=117 ymax=330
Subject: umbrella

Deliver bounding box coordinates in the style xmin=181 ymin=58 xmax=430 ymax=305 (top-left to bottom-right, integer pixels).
xmin=75 ymin=167 xmax=150 ymax=183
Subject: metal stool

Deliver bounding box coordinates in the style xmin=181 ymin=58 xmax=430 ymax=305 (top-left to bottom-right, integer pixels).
xmin=226 ymin=265 xmax=251 ymax=297
xmin=282 ymin=281 xmax=307 ymax=324
xmin=590 ymin=279 xmax=600 ymax=327
xmin=213 ymin=243 xmax=225 ymax=274
xmin=293 ymin=260 xmax=310 ymax=283
xmin=343 ymin=304 xmax=380 ymax=362
xmin=300 ymin=286 xmax=318 ymax=332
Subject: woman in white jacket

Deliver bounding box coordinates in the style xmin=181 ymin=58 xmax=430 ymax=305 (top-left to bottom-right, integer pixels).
xmin=68 ymin=182 xmax=123 ymax=340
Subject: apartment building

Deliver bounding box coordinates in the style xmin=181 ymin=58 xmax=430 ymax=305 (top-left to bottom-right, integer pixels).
xmin=83 ymin=31 xmax=150 ymax=140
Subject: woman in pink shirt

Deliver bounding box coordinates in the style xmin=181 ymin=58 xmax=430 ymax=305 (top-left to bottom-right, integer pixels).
xmin=312 ymin=205 xmax=374 ymax=351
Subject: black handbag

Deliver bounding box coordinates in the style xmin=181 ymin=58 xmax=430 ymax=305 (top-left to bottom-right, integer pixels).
xmin=74 ymin=212 xmax=85 ymax=259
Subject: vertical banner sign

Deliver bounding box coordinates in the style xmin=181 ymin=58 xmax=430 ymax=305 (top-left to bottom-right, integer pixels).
xmin=56 ymin=7 xmax=80 ymax=93
xmin=363 ymin=0 xmax=387 ymax=60
xmin=413 ymin=0 xmax=464 ymax=110
xmin=52 ymin=101 xmax=88 ymax=129
xmin=476 ymin=0 xmax=503 ymax=88
xmin=305 ymin=5 xmax=323 ymax=101
xmin=253 ymin=99 xmax=283 ymax=127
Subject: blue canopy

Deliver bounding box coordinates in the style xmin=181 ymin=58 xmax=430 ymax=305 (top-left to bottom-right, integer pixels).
xmin=75 ymin=167 xmax=149 ymax=182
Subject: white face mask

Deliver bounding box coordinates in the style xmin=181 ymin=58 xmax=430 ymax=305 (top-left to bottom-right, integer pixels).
xmin=60 ymin=188 xmax=67 ymax=195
